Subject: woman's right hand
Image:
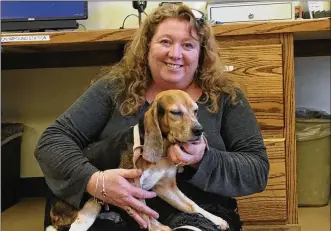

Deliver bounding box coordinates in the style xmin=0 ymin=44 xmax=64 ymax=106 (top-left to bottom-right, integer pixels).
xmin=86 ymin=169 xmax=159 ymax=229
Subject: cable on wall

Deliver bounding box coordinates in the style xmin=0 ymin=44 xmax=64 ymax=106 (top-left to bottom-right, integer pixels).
xmin=120 ymin=14 xmax=139 ymax=29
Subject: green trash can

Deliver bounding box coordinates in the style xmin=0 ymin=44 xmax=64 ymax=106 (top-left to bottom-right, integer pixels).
xmin=1 ymin=122 xmax=24 ymax=211
xmin=296 ymin=110 xmax=331 ymax=207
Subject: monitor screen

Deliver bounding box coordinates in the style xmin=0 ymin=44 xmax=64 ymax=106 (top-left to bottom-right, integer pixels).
xmin=1 ymin=1 xmax=88 ymax=22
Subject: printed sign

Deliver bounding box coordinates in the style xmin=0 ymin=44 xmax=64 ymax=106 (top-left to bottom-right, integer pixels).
xmin=1 ymin=35 xmax=50 ymax=43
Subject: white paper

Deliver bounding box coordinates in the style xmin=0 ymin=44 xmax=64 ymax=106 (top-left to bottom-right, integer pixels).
xmin=1 ymin=35 xmax=50 ymax=43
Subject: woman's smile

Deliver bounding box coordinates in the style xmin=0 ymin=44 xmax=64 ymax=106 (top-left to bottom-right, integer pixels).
xmin=164 ymin=62 xmax=184 ymax=70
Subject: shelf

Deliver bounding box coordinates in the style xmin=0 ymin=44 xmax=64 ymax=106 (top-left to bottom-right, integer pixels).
xmin=1 ymin=28 xmax=133 ymax=53
xmin=211 ymin=17 xmax=330 ymax=37
xmin=294 ymin=39 xmax=331 ymax=57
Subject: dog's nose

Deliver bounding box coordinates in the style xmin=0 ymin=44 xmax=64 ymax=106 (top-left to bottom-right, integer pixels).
xmin=192 ymin=125 xmax=204 ymax=136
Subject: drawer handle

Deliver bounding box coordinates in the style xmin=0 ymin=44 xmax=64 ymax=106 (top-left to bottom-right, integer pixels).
xmin=248 ymin=13 xmax=254 ymax=19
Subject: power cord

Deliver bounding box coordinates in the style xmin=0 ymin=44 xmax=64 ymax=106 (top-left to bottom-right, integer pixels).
xmin=119 ymin=14 xmax=139 ymax=29
xmin=78 ymin=23 xmax=87 ymax=31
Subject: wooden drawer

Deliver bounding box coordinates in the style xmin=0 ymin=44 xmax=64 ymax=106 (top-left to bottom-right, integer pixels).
xmin=218 ymin=44 xmax=284 ymax=138
xmin=236 ymin=139 xmax=287 ymax=222
xmin=207 ymin=2 xmax=294 ymax=23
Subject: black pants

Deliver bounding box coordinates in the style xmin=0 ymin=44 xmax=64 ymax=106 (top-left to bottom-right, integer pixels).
xmin=45 ymin=199 xmax=242 ymax=231
xmin=44 ymin=179 xmax=243 ymax=231
xmin=85 ymin=206 xmax=242 ymax=231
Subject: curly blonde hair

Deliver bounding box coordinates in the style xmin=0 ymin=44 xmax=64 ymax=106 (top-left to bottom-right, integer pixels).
xmin=99 ymin=4 xmax=239 ymax=116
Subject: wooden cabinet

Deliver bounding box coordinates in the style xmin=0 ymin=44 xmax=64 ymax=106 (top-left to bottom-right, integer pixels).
xmin=215 ymin=33 xmax=296 ymax=228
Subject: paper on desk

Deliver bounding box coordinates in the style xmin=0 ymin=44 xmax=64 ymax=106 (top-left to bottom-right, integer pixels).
xmin=1 ymin=35 xmax=50 ymax=43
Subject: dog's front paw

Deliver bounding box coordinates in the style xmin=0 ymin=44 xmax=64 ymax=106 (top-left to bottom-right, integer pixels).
xmin=217 ymin=221 xmax=229 ymax=231
xmin=208 ymin=215 xmax=229 ymax=231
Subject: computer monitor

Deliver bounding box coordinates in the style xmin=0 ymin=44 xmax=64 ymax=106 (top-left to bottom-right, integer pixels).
xmin=1 ymin=1 xmax=88 ymax=32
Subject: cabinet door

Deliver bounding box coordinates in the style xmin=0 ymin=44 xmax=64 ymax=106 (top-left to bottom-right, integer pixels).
xmin=218 ymin=44 xmax=284 ymax=139
xmin=217 ymin=44 xmax=287 ymax=222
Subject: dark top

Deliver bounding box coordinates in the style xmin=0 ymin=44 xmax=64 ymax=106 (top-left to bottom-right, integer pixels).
xmin=34 ymin=76 xmax=269 ymax=212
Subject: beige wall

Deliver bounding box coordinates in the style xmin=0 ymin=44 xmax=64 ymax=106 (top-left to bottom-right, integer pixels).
xmin=78 ymin=2 xmax=207 ymax=30
xmin=2 ymin=67 xmax=100 ymax=177
xmin=1 ymin=2 xmax=207 ymax=178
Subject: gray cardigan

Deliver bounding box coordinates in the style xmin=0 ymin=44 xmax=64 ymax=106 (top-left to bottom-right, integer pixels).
xmin=34 ymin=76 xmax=269 ymax=209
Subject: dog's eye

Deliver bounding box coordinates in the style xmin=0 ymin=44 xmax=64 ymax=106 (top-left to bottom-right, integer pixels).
xmin=170 ymin=111 xmax=182 ymax=116
xmin=194 ymin=109 xmax=198 ymax=115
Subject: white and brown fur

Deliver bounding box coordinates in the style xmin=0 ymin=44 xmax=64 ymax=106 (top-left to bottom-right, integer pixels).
xmin=46 ymin=90 xmax=229 ymax=231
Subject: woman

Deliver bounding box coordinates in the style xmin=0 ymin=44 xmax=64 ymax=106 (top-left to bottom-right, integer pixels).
xmin=35 ymin=4 xmax=269 ymax=231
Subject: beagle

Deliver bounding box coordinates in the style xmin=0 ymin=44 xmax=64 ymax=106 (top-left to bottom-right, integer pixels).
xmin=46 ymin=90 xmax=229 ymax=231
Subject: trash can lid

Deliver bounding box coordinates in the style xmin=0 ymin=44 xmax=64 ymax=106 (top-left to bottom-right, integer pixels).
xmin=1 ymin=122 xmax=24 ymax=141
xmin=296 ymin=107 xmax=331 ymax=120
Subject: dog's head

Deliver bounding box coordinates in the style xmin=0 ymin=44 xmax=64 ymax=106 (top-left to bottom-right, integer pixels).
xmin=143 ymin=90 xmax=204 ymax=163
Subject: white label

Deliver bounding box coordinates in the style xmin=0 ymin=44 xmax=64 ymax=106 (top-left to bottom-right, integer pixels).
xmin=1 ymin=35 xmax=50 ymax=43
xmin=223 ymin=65 xmax=234 ymax=72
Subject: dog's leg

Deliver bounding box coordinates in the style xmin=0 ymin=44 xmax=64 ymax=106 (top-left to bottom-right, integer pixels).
xmin=68 ymin=198 xmax=101 ymax=231
xmin=133 ymin=175 xmax=152 ymax=229
xmin=153 ymin=177 xmax=229 ymax=230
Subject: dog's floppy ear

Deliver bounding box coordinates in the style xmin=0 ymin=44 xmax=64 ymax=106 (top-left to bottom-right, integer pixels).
xmin=143 ymin=101 xmax=164 ymax=163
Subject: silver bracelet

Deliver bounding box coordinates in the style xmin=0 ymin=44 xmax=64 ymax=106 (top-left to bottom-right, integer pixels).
xmin=101 ymin=171 xmax=107 ymax=198
xmin=93 ymin=171 xmax=104 ymax=205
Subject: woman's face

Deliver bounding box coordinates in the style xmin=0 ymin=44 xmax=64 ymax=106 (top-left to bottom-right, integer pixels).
xmin=148 ymin=18 xmax=200 ymax=90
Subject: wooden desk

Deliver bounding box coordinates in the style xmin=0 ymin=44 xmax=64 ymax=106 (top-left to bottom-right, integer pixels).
xmin=1 ymin=18 xmax=330 ymax=69
xmin=1 ymin=18 xmax=330 ymax=231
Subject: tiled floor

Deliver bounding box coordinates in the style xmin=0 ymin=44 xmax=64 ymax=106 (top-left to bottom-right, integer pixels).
xmin=298 ymin=203 xmax=330 ymax=231
xmin=1 ymin=198 xmax=45 ymax=231
xmin=1 ymin=197 xmax=330 ymax=231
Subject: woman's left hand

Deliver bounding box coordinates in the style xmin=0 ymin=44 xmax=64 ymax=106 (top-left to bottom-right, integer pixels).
xmin=167 ymin=140 xmax=206 ymax=168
